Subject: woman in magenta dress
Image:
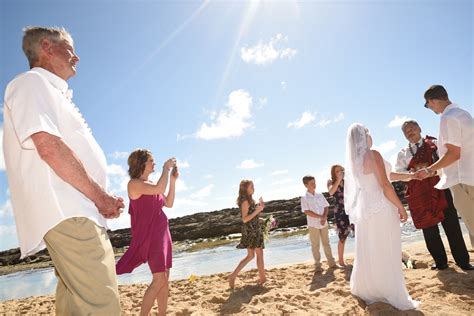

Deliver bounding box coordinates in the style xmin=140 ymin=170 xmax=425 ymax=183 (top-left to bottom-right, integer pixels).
xmin=116 ymin=149 xmax=177 ymax=316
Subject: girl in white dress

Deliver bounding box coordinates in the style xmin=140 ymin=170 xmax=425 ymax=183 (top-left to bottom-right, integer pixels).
xmin=344 ymin=123 xmax=419 ymax=311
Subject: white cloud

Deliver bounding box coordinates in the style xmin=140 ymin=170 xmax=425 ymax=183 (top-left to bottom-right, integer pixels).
xmin=175 ymin=179 xmax=188 ymax=193
xmin=241 ymin=34 xmax=297 ymax=65
xmin=107 ymin=163 xmax=129 ymax=195
xmin=373 ymin=140 xmax=398 ymax=155
xmin=190 ymin=184 xmax=214 ymax=200
xmin=388 ymin=152 xmax=399 ymax=170
xmin=0 ymin=198 xmax=12 ymax=217
xmin=203 ymin=174 xmax=214 ymax=179
xmin=177 ymin=159 xmax=190 ymax=169
xmin=193 ymin=89 xmax=253 ymax=140
xmin=280 ymin=48 xmax=297 ymax=59
xmin=332 ymin=112 xmax=345 ymax=122
xmin=317 ymin=167 xmax=331 ymax=188
xmin=271 ymin=169 xmax=289 ymax=176
xmin=215 ymin=195 xmax=235 ymax=201
xmin=107 ymin=163 xmax=127 ymax=176
xmin=261 ymin=183 xmax=303 ymax=201
xmin=0 ymin=125 xmax=5 ymax=171
xmin=315 ymin=112 xmax=345 ymax=128
xmin=281 ymin=81 xmax=287 ymax=91
xmin=257 ymin=97 xmax=267 ymax=109
xmin=173 ymin=198 xmax=208 ymax=208
xmin=109 ymin=151 xmax=129 ymax=160
xmin=388 ymin=115 xmax=411 ymax=128
xmin=271 ymin=178 xmax=294 ymax=186
xmin=314 ymin=118 xmax=329 ymax=127
xmin=262 ymin=168 xmax=330 ymax=200
xmin=237 ymin=159 xmax=264 ymax=169
xmin=288 ymin=112 xmax=316 ymax=129
xmin=0 ymin=225 xmax=16 ymax=236
xmin=149 ymin=172 xmax=160 ymax=183
xmin=253 ymin=177 xmax=262 ymax=184
xmin=176 ymin=133 xmax=189 ymax=141
xmin=107 ymin=209 xmax=131 ymax=231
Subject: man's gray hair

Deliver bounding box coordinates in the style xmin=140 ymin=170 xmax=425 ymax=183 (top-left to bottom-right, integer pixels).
xmin=22 ymin=26 xmax=72 ymax=68
xmin=401 ymin=120 xmax=420 ymax=131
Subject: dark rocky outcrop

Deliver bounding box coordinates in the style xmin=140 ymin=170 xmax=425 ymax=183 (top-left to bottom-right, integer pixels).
xmin=107 ymin=196 xmax=308 ymax=247
xmin=0 ymin=248 xmax=50 ymax=267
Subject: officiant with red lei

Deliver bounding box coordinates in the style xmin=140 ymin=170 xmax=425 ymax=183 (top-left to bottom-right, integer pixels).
xmin=393 ymin=120 xmax=472 ymax=271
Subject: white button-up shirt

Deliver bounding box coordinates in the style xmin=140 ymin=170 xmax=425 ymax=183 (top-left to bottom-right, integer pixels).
xmin=436 ymin=103 xmax=474 ymax=189
xmin=395 ymin=138 xmax=424 ymax=173
xmin=301 ymin=191 xmax=329 ymax=229
xmin=395 ymin=138 xmax=438 ymax=174
xmin=3 ymin=67 xmax=108 ymax=258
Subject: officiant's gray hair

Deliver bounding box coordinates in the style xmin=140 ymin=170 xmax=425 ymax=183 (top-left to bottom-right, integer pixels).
xmin=401 ymin=120 xmax=420 ymax=131
xmin=22 ymin=26 xmax=73 ymax=68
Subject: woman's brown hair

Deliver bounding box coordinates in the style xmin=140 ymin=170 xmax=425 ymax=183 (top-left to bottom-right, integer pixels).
xmin=128 ymin=149 xmax=152 ymax=179
xmin=330 ymin=164 xmax=344 ymax=185
xmin=236 ymin=180 xmax=255 ymax=208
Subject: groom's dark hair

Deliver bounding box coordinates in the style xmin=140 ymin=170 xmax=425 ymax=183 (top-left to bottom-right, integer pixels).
xmin=424 ymin=85 xmax=449 ymax=102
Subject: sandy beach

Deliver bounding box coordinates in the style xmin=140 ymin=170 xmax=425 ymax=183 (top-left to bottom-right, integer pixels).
xmin=1 ymin=236 xmax=473 ymax=315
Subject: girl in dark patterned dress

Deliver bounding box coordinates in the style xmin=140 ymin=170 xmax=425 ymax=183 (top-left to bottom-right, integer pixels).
xmin=229 ymin=180 xmax=266 ymax=288
xmin=327 ymin=164 xmax=354 ymax=266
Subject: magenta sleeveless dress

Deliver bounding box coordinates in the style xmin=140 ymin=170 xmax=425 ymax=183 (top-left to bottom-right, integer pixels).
xmin=116 ymin=194 xmax=172 ymax=274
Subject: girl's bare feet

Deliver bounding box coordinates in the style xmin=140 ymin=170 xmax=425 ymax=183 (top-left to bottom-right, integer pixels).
xmin=228 ymin=274 xmax=236 ymax=289
xmin=339 ymin=260 xmax=346 ymax=267
xmin=257 ymin=277 xmax=267 ymax=286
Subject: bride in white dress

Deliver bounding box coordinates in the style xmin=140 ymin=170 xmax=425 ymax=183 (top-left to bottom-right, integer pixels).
xmin=344 ymin=123 xmax=419 ymax=310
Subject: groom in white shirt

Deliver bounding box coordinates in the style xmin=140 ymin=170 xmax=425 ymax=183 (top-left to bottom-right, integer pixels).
xmin=419 ymin=85 xmax=474 ymax=241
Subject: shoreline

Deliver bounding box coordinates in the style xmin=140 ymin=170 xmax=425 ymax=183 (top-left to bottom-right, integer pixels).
xmin=0 ymin=227 xmax=308 ymax=277
xmin=1 ymin=235 xmax=472 ymax=314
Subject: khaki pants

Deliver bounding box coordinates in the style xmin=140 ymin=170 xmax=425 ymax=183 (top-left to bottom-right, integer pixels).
xmin=450 ymin=183 xmax=474 ymax=236
xmin=308 ymin=226 xmax=336 ymax=268
xmin=44 ymin=217 xmax=121 ymax=315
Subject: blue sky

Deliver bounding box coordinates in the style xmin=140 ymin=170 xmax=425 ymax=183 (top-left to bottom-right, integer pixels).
xmin=1 ymin=0 xmax=472 ymax=251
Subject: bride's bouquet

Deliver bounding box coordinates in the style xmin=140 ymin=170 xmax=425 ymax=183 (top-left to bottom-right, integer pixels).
xmin=262 ymin=215 xmax=278 ymax=240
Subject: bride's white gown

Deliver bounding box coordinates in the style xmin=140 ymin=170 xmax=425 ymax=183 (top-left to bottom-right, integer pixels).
xmin=350 ymin=160 xmax=419 ymax=310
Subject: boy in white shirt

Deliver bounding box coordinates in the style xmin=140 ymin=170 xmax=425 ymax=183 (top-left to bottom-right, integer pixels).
xmin=301 ymin=175 xmax=336 ymax=272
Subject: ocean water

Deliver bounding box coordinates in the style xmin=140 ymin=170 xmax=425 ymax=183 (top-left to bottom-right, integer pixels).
xmin=0 ymin=219 xmax=468 ymax=302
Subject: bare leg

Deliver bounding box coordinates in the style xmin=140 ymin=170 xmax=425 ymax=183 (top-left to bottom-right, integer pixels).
xmin=156 ymin=270 xmax=169 ymax=316
xmin=338 ymin=239 xmax=346 ymax=266
xmin=140 ymin=272 xmax=168 ymax=316
xmin=229 ymin=249 xmax=255 ymax=288
xmin=255 ymin=248 xmax=266 ymax=285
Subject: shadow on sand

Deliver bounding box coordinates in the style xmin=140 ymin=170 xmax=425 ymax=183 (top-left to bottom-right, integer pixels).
xmin=309 ymin=265 xmax=340 ymax=291
xmin=220 ymin=285 xmax=269 ymax=314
